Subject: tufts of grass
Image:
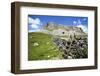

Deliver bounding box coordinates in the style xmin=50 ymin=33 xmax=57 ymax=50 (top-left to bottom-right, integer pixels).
xmin=28 ymin=32 xmax=62 ymax=60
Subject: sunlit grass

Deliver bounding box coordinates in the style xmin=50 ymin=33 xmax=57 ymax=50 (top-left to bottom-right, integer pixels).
xmin=28 ymin=32 xmax=62 ymax=60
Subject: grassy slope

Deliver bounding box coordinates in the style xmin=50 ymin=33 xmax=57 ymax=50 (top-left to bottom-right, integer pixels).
xmin=28 ymin=32 xmax=62 ymax=60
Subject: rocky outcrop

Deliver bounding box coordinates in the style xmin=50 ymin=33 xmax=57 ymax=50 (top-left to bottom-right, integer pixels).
xmin=53 ymin=34 xmax=88 ymax=59
xmin=42 ymin=22 xmax=86 ymax=37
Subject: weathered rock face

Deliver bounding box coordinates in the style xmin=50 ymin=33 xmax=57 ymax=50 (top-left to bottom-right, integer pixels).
xmin=43 ymin=22 xmax=86 ymax=36
xmin=52 ymin=29 xmax=69 ymax=36
xmin=53 ymin=35 xmax=88 ymax=59
xmin=45 ymin=22 xmax=58 ymax=30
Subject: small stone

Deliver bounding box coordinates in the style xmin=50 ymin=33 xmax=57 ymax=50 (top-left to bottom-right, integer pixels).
xmin=47 ymin=55 xmax=50 ymax=58
xmin=33 ymin=42 xmax=39 ymax=46
xmin=68 ymin=56 xmax=72 ymax=59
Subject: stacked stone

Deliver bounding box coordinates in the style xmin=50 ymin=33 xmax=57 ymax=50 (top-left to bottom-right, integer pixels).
xmin=53 ymin=35 xmax=88 ymax=59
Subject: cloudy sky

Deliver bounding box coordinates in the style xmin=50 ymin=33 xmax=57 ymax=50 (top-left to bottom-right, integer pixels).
xmin=28 ymin=15 xmax=88 ymax=33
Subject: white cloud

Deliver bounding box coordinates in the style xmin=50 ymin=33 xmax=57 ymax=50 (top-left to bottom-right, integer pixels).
xmin=77 ymin=24 xmax=88 ymax=33
xmin=33 ymin=18 xmax=41 ymax=25
xmin=73 ymin=21 xmax=77 ymax=25
xmin=28 ymin=17 xmax=42 ymax=30
xmin=28 ymin=17 xmax=34 ymax=24
xmin=75 ymin=19 xmax=88 ymax=33
xmin=31 ymin=24 xmax=39 ymax=29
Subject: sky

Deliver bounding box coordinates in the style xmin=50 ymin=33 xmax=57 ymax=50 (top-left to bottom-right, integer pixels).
xmin=28 ymin=15 xmax=88 ymax=33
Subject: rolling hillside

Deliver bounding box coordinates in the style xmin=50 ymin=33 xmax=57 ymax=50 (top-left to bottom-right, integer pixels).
xmin=28 ymin=22 xmax=88 ymax=60
xmin=28 ymin=32 xmax=62 ymax=60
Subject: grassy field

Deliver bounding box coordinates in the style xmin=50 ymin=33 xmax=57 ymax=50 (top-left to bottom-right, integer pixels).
xmin=28 ymin=32 xmax=62 ymax=60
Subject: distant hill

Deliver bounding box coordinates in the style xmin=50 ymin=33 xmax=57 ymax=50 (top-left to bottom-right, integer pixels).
xmin=39 ymin=22 xmax=87 ymax=37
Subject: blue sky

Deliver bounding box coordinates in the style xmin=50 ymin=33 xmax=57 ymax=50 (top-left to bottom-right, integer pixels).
xmin=28 ymin=15 xmax=88 ymax=33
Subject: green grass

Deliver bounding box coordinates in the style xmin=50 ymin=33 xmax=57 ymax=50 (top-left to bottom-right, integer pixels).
xmin=28 ymin=32 xmax=62 ymax=60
